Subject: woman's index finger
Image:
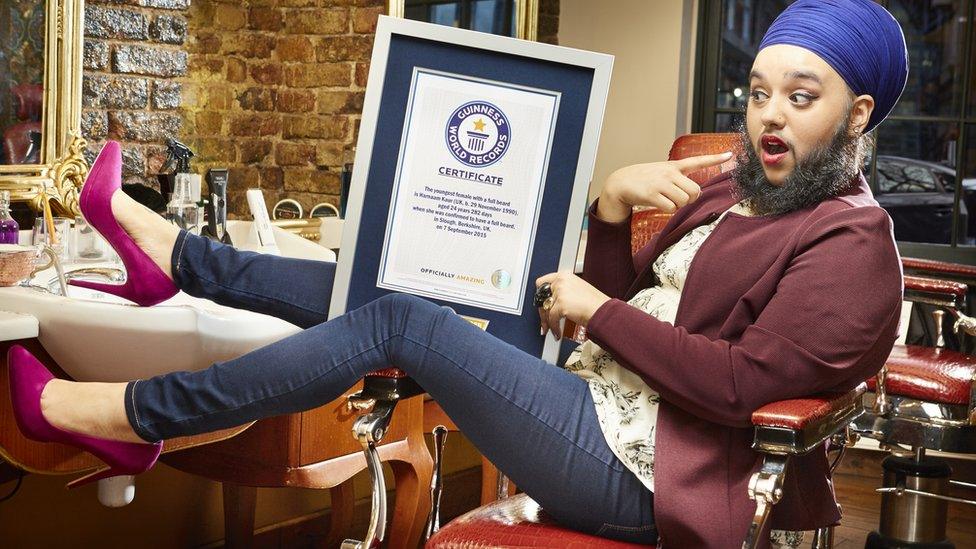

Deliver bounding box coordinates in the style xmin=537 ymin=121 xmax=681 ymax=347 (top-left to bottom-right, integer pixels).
xmin=672 ymin=151 xmax=734 ymax=174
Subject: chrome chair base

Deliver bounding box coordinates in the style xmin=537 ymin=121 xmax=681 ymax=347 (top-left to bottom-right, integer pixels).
xmin=341 ymin=400 xmax=397 ymax=549
xmin=342 ymin=373 xmax=426 ymax=549
xmin=866 ymin=454 xmax=955 ymax=549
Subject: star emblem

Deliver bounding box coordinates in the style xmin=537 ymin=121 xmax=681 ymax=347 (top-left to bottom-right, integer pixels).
xmin=472 ymin=118 xmax=487 ymax=132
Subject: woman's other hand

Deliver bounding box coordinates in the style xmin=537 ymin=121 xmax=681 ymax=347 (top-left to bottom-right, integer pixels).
xmin=597 ymin=152 xmax=733 ymax=223
xmin=535 ymin=272 xmax=611 ymax=339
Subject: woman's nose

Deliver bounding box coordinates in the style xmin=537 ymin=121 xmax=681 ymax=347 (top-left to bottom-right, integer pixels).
xmin=759 ymin=98 xmax=786 ymax=129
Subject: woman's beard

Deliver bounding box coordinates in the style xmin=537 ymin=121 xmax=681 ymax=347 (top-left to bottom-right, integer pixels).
xmin=731 ymin=121 xmax=862 ymax=216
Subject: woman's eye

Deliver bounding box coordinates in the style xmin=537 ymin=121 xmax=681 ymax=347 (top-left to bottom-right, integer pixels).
xmin=790 ymin=93 xmax=816 ymax=105
xmin=749 ymin=90 xmax=768 ymax=102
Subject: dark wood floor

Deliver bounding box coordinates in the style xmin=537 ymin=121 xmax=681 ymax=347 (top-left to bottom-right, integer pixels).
xmin=215 ymin=448 xmax=976 ymax=548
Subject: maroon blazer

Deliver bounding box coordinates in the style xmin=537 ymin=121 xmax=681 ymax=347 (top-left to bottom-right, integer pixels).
xmin=582 ymin=171 xmax=903 ymax=548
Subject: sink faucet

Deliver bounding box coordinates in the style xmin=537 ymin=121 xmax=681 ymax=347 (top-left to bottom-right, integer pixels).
xmin=28 ymin=246 xmax=125 ymax=296
xmin=28 ymin=245 xmax=67 ymax=295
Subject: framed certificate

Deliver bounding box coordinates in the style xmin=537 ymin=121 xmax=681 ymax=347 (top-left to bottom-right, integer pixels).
xmin=331 ymin=15 xmax=612 ymax=363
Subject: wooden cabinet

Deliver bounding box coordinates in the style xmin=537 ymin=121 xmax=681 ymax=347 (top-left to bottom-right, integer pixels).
xmin=0 ymin=339 xmax=432 ymax=548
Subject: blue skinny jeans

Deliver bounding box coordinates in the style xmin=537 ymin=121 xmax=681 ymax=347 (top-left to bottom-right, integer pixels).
xmin=124 ymin=231 xmax=657 ymax=543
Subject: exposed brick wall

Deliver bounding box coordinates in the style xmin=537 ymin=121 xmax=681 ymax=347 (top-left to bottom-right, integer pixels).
xmin=185 ymin=1 xmax=561 ymax=217
xmin=81 ymin=1 xmax=559 ymax=217
xmin=81 ymin=0 xmax=190 ymax=184
xmin=183 ymin=0 xmax=385 ymax=216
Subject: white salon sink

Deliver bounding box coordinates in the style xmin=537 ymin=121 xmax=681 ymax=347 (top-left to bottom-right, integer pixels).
xmin=0 ymin=221 xmax=336 ymax=382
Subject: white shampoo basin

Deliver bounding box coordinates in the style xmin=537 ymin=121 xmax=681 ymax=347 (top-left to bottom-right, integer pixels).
xmin=0 ymin=221 xmax=335 ymax=382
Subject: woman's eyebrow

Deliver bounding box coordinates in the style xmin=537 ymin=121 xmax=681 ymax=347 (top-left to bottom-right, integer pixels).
xmin=785 ymin=70 xmax=822 ymax=84
xmin=749 ymin=70 xmax=823 ymax=84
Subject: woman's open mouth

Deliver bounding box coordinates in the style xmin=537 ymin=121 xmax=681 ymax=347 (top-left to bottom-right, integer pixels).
xmin=760 ymin=135 xmax=790 ymax=166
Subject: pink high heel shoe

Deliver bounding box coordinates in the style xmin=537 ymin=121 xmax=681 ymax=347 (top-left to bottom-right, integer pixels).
xmin=68 ymin=141 xmax=177 ymax=306
xmin=7 ymin=345 xmax=162 ymax=489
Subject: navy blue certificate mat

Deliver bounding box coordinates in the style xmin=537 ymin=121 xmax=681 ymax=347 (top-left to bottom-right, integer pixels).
xmin=344 ymin=34 xmax=595 ymax=360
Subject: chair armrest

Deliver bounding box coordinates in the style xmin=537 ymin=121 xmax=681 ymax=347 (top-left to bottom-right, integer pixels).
xmin=561 ymin=319 xmax=586 ymax=343
xmin=751 ymin=384 xmax=866 ymax=455
xmin=903 ymin=257 xmax=976 ymax=281
xmin=905 ymin=276 xmax=969 ymax=306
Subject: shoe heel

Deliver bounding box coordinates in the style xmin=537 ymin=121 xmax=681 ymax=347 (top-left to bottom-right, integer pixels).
xmin=67 ymin=278 xmax=120 ymax=295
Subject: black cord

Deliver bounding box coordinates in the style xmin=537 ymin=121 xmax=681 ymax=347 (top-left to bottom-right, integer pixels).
xmin=0 ymin=471 xmax=24 ymax=503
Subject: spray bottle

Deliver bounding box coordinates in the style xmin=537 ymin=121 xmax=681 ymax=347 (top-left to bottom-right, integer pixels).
xmin=160 ymin=139 xmax=202 ymax=234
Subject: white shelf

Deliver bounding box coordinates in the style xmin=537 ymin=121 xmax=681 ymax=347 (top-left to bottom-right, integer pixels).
xmin=0 ymin=310 xmax=38 ymax=341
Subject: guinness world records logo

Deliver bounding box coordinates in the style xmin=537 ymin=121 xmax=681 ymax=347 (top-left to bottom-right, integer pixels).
xmin=445 ymin=101 xmax=511 ymax=167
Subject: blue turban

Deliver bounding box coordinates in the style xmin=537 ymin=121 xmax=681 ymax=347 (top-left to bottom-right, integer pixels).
xmin=757 ymin=0 xmax=909 ymax=133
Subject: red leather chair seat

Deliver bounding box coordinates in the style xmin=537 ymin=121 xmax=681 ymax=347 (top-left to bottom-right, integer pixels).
xmin=867 ymin=344 xmax=976 ymax=405
xmin=426 ymin=493 xmax=655 ymax=548
xmin=367 ymin=367 xmax=409 ymax=378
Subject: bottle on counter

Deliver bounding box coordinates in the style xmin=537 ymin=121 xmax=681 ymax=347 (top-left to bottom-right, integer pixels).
xmin=0 ymin=191 xmax=20 ymax=244
xmin=166 ymin=174 xmax=203 ymax=235
xmin=157 ymin=138 xmax=195 ymax=204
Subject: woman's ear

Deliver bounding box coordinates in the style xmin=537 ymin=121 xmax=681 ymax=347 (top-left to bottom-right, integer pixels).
xmin=850 ymin=94 xmax=875 ymax=134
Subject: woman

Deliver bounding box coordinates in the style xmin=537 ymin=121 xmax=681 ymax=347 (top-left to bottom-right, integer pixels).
xmin=8 ymin=0 xmax=907 ymax=545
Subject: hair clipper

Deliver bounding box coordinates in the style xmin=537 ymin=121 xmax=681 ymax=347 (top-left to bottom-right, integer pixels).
xmin=204 ymin=168 xmax=232 ymax=245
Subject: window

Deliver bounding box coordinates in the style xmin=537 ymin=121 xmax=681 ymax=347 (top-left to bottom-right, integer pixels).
xmin=694 ymin=0 xmax=976 ymax=262
xmin=877 ymin=161 xmax=940 ymax=194
xmin=404 ymin=0 xmax=517 ymax=37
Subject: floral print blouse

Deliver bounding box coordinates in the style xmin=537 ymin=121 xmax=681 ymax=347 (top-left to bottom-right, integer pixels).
xmin=562 ymin=196 xmax=808 ymax=546
xmin=562 ymin=198 xmax=755 ymax=492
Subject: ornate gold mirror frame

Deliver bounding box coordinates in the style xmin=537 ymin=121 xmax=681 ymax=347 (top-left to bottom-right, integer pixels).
xmin=0 ymin=0 xmax=87 ymax=217
xmin=387 ymin=0 xmax=538 ymax=41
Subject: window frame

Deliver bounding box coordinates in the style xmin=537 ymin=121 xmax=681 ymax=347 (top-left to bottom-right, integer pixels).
xmin=692 ymin=0 xmax=976 ymax=264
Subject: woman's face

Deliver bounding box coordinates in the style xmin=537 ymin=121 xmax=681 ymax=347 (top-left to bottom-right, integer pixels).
xmin=746 ymin=45 xmax=865 ymax=186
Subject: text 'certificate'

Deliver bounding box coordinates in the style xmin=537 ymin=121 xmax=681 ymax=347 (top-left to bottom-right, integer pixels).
xmin=377 ymin=69 xmax=560 ymax=315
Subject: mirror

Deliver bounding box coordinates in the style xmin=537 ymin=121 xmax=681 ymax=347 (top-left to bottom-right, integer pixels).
xmin=0 ymin=0 xmax=87 ymax=217
xmin=1 ymin=1 xmax=45 ymax=166
xmin=389 ymin=0 xmax=538 ymax=40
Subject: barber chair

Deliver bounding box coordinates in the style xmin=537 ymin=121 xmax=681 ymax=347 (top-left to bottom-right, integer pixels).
xmin=2 ymin=83 xmax=43 ymax=164
xmin=901 ymin=259 xmax=976 ymax=356
xmin=11 ymin=83 xmax=43 ymax=121
xmin=426 ymin=132 xmax=873 ymax=548
xmin=341 ymin=133 xmax=976 ymax=548
xmin=336 ymin=134 xmax=861 ymax=548
xmin=853 ymin=268 xmax=976 ymax=548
